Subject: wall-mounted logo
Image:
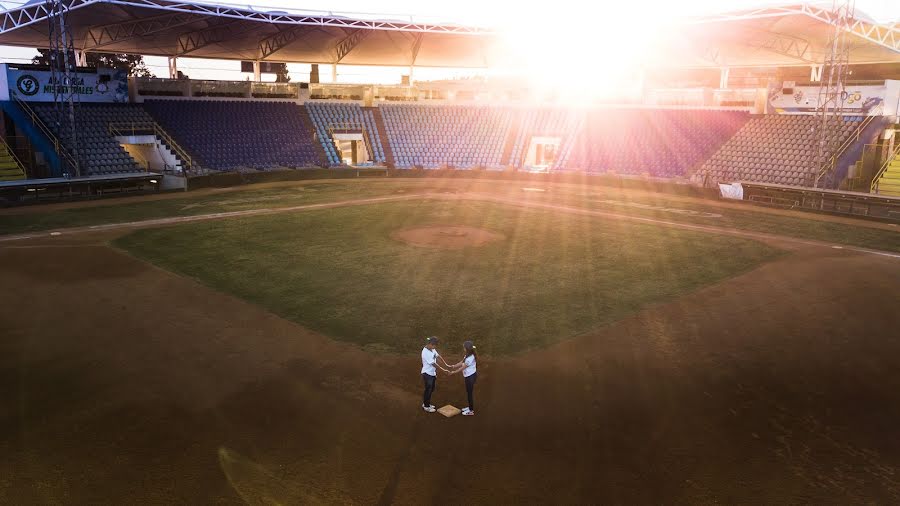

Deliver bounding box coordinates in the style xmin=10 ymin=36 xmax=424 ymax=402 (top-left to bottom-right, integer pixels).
xmin=16 ymin=74 xmax=39 ymax=96
xmin=96 ymin=82 xmax=109 ymax=94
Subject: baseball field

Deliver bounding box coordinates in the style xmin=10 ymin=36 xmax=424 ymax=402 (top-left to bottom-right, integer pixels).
xmin=1 ymin=177 xmax=899 ymax=503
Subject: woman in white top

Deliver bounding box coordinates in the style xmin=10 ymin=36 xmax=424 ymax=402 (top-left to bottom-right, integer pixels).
xmin=450 ymin=340 xmax=478 ymax=416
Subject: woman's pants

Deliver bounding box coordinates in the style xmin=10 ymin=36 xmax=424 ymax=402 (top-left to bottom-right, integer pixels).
xmin=422 ymin=373 xmax=436 ymax=406
xmin=464 ymin=372 xmax=477 ymax=410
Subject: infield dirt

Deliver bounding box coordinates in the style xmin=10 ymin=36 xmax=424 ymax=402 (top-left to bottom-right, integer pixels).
xmin=1 ymin=186 xmax=899 ymax=504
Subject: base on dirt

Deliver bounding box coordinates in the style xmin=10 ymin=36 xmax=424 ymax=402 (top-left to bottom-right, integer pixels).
xmin=437 ymin=405 xmax=461 ymax=417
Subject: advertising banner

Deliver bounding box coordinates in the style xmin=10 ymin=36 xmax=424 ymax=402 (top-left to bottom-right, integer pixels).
xmin=767 ymin=82 xmax=886 ymax=115
xmin=4 ymin=66 xmax=128 ymax=103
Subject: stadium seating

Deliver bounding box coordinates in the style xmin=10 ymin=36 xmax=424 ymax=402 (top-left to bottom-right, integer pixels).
xmin=509 ymin=108 xmax=584 ymax=170
xmin=380 ymin=104 xmax=513 ymax=169
xmin=305 ymin=102 xmax=386 ymax=166
xmin=567 ymin=108 xmax=749 ymax=177
xmin=144 ymin=100 xmax=320 ymax=170
xmin=693 ymin=114 xmax=863 ymax=186
xmin=32 ymin=103 xmax=151 ymax=175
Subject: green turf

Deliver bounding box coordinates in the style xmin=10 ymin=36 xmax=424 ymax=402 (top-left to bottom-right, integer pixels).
xmin=3 ymin=179 xmax=898 ymax=253
xmin=0 ymin=181 xmax=427 ymax=235
xmin=114 ymin=200 xmax=781 ymax=354
xmin=528 ymin=185 xmax=900 ymax=253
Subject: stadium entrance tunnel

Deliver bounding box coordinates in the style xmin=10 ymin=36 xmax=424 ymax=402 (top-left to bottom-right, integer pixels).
xmin=523 ymin=136 xmax=562 ymax=171
xmin=390 ymin=226 xmax=505 ymax=250
xmin=331 ymin=132 xmax=371 ymax=166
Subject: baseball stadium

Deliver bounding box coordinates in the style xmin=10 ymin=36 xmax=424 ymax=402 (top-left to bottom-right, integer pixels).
xmin=0 ymin=0 xmax=899 ymax=503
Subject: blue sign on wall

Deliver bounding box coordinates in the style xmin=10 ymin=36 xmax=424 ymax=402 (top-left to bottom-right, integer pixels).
xmin=5 ymin=66 xmax=128 ymax=103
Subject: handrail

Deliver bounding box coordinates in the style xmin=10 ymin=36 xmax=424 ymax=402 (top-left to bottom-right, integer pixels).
xmin=10 ymin=94 xmax=80 ymax=175
xmin=0 ymin=136 xmax=27 ymax=174
xmin=870 ymin=135 xmax=900 ymax=194
xmin=814 ymin=115 xmax=875 ymax=187
xmin=107 ymin=121 xmax=197 ymax=175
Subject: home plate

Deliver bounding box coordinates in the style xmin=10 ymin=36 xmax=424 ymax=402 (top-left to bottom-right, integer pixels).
xmin=437 ymin=405 xmax=461 ymax=417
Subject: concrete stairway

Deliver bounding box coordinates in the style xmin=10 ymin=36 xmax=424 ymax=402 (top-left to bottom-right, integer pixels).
xmin=368 ymin=107 xmax=395 ymax=168
xmin=0 ymin=140 xmax=26 ymax=181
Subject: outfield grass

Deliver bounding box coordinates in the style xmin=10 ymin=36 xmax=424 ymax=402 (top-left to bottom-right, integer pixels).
xmin=115 ymin=200 xmax=781 ymax=354
xmin=0 ymin=181 xmax=429 ymax=235
xmin=529 ymin=185 xmax=900 ymax=253
xmin=3 ymin=179 xmax=898 ymax=253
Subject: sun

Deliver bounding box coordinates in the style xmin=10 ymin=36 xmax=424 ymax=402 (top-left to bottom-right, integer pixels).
xmin=491 ymin=3 xmax=673 ymax=101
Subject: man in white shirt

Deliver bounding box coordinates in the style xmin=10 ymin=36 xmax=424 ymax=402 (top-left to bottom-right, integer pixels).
xmin=421 ymin=336 xmax=444 ymax=412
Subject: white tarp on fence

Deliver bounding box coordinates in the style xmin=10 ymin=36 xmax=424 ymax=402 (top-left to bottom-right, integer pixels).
xmin=719 ymin=182 xmax=744 ymax=200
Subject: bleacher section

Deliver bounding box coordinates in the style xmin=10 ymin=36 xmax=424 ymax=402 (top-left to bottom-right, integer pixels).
xmin=144 ymin=101 xmax=320 ymax=171
xmin=0 ymin=139 xmax=26 ymax=181
xmin=381 ymin=104 xmax=513 ymax=169
xmin=693 ymin=115 xmax=862 ymax=187
xmin=509 ymin=108 xmax=583 ymax=170
xmin=18 ymin=98 xmax=882 ymax=193
xmin=568 ymin=109 xmax=748 ymax=177
xmin=305 ymin=102 xmax=386 ymax=166
xmin=32 ymin=103 xmax=150 ymax=175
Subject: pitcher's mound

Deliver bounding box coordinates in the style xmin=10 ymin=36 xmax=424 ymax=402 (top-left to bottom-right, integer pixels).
xmin=391 ymin=226 xmax=504 ymax=250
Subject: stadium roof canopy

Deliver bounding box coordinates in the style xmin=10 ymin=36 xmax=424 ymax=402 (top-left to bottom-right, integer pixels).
xmin=0 ymin=0 xmax=897 ymax=69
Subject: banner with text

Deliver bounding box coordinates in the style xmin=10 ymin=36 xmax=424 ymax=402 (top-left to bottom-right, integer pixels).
xmin=765 ymin=81 xmax=900 ymax=115
xmin=3 ymin=66 xmax=128 ymax=103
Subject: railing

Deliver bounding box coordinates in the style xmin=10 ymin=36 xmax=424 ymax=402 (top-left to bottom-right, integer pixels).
xmin=10 ymin=94 xmax=80 ymax=176
xmin=814 ymin=115 xmax=875 ymax=188
xmin=191 ymin=79 xmax=250 ymax=97
xmin=0 ymin=136 xmax=27 ymax=174
xmin=108 ymin=121 xmax=197 ymax=175
xmin=133 ymin=77 xmax=188 ymax=97
xmin=250 ymin=82 xmax=300 ymax=98
xmin=870 ymin=136 xmax=900 ymax=194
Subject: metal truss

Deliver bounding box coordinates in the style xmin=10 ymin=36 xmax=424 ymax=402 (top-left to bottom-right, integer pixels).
xmin=176 ymin=19 xmax=244 ymax=55
xmin=82 ymin=11 xmax=204 ymax=50
xmin=47 ymin=0 xmax=82 ymax=177
xmin=800 ymin=3 xmax=898 ymax=53
xmin=1 ymin=0 xmax=92 ymax=34
xmin=750 ymin=30 xmax=813 ymax=63
xmin=701 ymin=45 xmax=725 ymax=66
xmin=409 ymin=32 xmax=424 ymax=66
xmin=333 ymin=28 xmax=372 ymax=63
xmin=257 ymin=26 xmax=314 ymax=60
xmin=811 ymin=0 xmax=855 ymax=189
xmin=690 ymin=4 xmax=899 ymax=53
xmin=0 ymin=0 xmax=492 ymax=35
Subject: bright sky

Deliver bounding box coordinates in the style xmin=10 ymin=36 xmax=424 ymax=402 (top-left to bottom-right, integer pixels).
xmin=0 ymin=0 xmax=897 ymax=83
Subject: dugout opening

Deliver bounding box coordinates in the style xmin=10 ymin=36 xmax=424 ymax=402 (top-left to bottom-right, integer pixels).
xmin=523 ymin=136 xmax=561 ymax=172
xmin=330 ymin=132 xmax=371 ymax=166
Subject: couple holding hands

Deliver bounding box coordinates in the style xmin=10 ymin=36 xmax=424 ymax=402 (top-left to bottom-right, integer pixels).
xmin=421 ymin=336 xmax=478 ymax=416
